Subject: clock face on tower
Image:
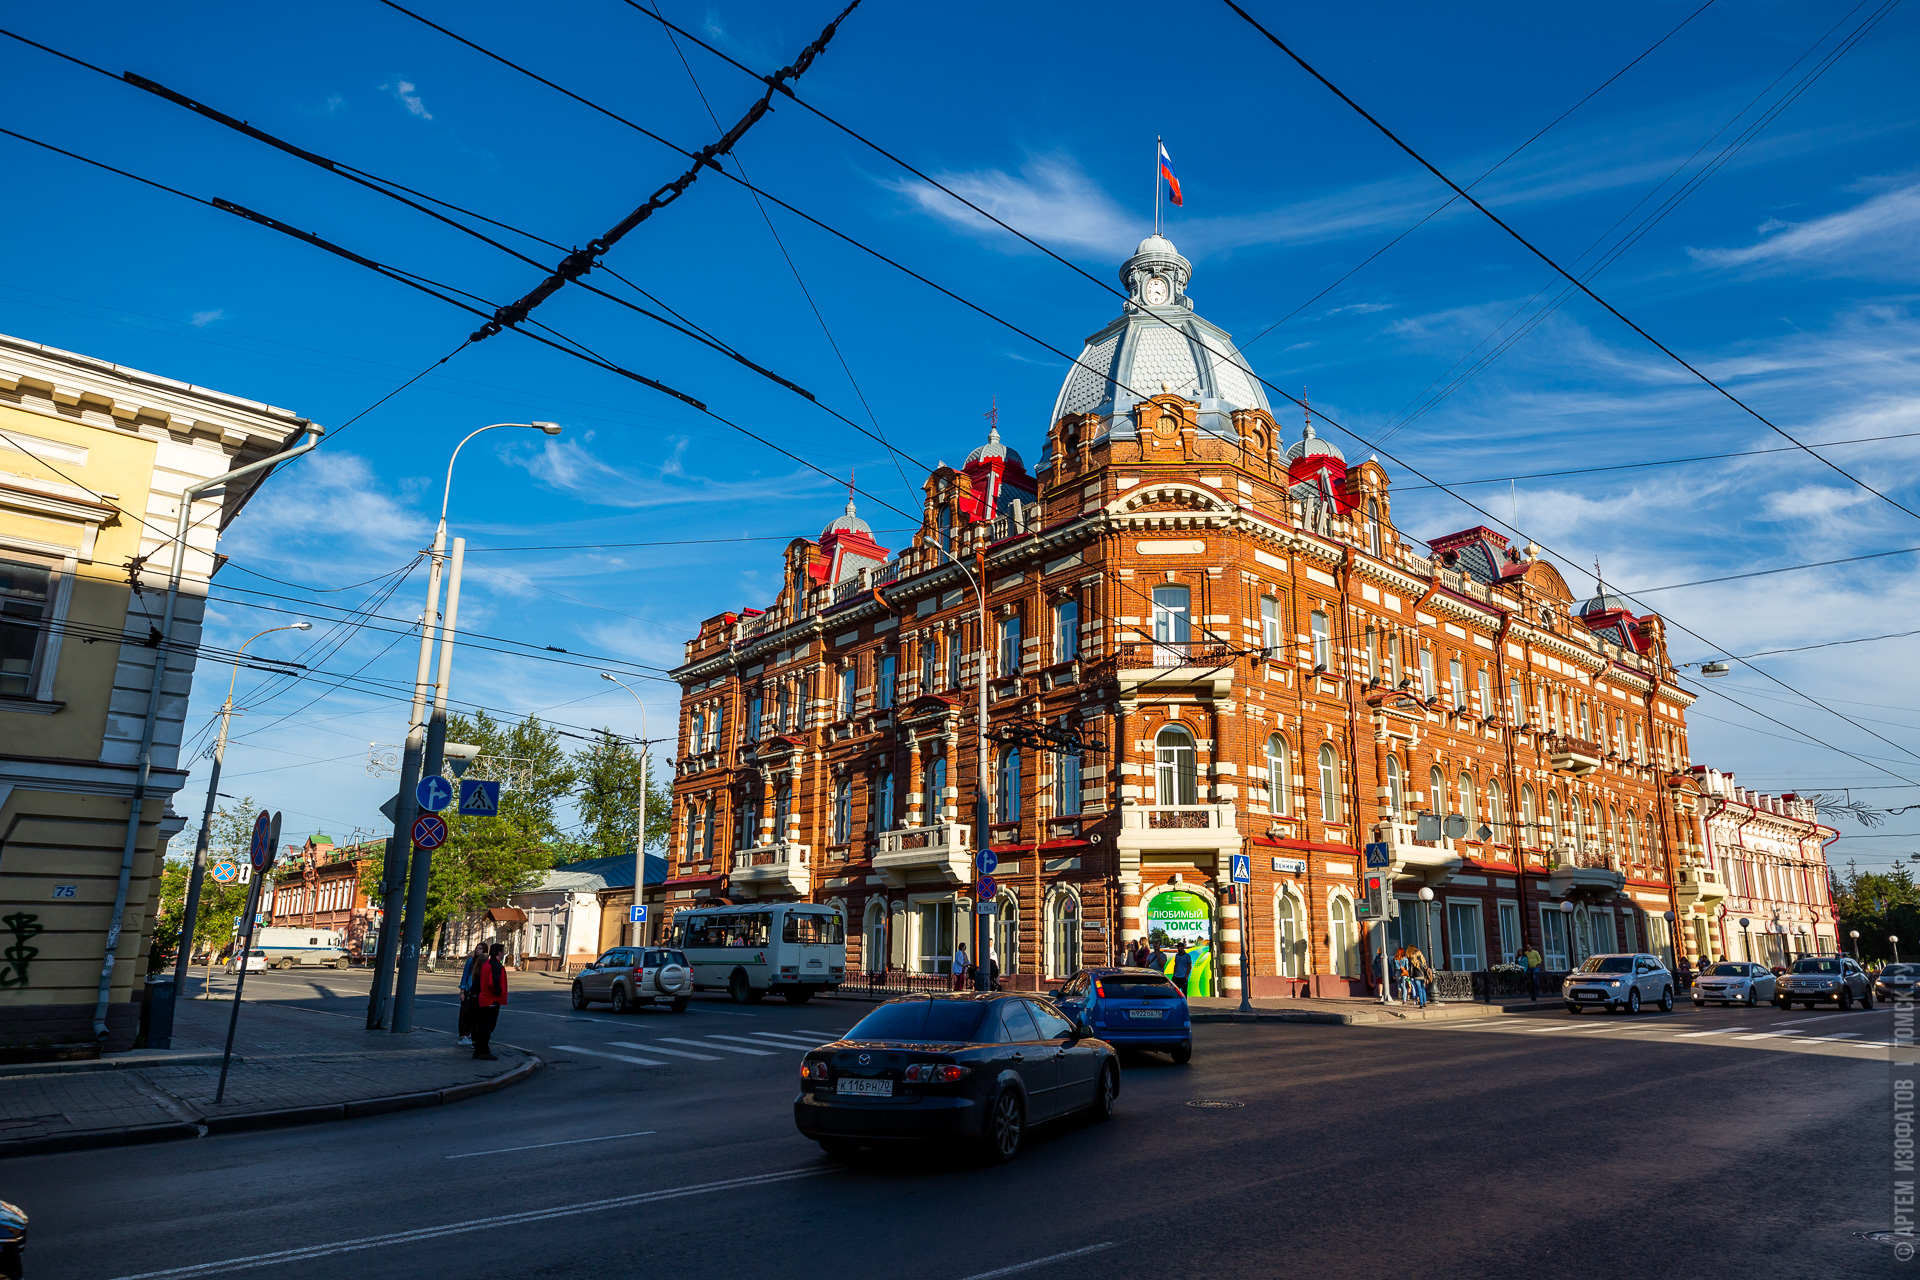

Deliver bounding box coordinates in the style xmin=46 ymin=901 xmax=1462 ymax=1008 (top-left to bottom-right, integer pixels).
xmin=1142 ymin=275 xmax=1169 ymax=306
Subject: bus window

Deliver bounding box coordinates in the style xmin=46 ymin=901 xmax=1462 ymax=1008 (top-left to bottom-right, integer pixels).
xmin=783 ymin=912 xmax=845 ymax=945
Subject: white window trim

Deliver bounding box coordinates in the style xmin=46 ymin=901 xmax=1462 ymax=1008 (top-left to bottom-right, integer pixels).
xmin=0 ymin=545 xmax=75 ymax=707
xmin=1443 ymin=896 xmax=1484 ymax=972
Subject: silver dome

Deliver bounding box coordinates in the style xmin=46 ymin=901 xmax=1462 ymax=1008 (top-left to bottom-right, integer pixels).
xmin=823 ymin=498 xmax=870 ymax=536
xmin=1580 ymin=592 xmax=1631 ymax=615
xmin=1283 ymin=421 xmax=1345 ymax=465
xmin=964 ymin=425 xmax=1023 ymax=469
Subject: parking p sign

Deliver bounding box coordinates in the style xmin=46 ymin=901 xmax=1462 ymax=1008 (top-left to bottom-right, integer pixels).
xmin=629 ymin=904 xmax=647 ymax=925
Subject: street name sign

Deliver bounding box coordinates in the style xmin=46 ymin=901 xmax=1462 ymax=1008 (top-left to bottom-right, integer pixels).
xmin=415 ymin=775 xmax=453 ymax=812
xmin=411 ymin=813 xmax=448 ymax=850
xmin=458 ymin=779 xmax=501 ymax=817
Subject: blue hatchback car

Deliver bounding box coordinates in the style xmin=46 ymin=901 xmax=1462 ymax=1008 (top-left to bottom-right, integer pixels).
xmin=1049 ymin=967 xmax=1191 ymax=1063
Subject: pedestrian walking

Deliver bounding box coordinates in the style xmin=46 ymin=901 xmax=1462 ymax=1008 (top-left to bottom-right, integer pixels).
xmin=1172 ymin=941 xmax=1193 ymax=995
xmin=1676 ymin=954 xmax=1694 ymax=992
xmin=1523 ymin=944 xmax=1542 ymax=1000
xmin=952 ymin=942 xmax=970 ymax=991
xmin=1407 ymin=945 xmax=1431 ymax=1007
xmin=1392 ymin=947 xmax=1409 ymax=1003
xmin=471 ymin=942 xmax=508 ymax=1061
xmin=457 ymin=942 xmax=486 ymax=1046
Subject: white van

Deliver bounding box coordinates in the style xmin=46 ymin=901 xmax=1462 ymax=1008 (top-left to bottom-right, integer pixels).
xmin=669 ymin=904 xmax=846 ymax=1004
xmin=255 ymin=926 xmax=348 ymax=969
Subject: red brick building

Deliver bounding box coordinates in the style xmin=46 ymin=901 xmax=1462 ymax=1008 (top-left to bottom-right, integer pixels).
xmin=267 ymin=833 xmax=382 ymax=959
xmin=667 ymin=234 xmax=1699 ymax=996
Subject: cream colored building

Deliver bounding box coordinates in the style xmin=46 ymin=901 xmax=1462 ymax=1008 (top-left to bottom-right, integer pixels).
xmin=0 ymin=331 xmax=311 ymax=1051
xmin=1684 ymin=765 xmax=1838 ymax=965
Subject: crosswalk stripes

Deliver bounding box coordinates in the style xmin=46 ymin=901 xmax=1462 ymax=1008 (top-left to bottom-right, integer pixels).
xmin=609 ymin=1041 xmax=721 ymax=1061
xmin=660 ymin=1036 xmax=773 ymax=1056
xmin=740 ymin=1031 xmax=836 ymax=1047
xmin=553 ymin=1044 xmax=668 ymax=1066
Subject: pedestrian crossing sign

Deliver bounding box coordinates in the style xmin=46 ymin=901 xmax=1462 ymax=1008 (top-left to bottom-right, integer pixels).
xmin=458 ymin=779 xmax=501 ymax=817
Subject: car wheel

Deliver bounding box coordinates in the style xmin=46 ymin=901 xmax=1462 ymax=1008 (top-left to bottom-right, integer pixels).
xmin=1090 ymin=1062 xmax=1118 ymax=1122
xmin=982 ymin=1091 xmax=1025 ymax=1164
xmin=817 ymin=1138 xmax=860 ymax=1159
xmin=1692 ymin=998 xmax=1703 ymax=1007
xmin=1864 ymin=989 xmax=1875 ymax=1010
xmin=1565 ymin=1004 xmax=1581 ymax=1014
xmin=1171 ymin=1042 xmax=1193 ymax=1065
xmin=1658 ymin=986 xmax=1673 ymax=1013
xmin=334 ymin=958 xmax=350 ymax=970
xmin=784 ymin=989 xmax=813 ymax=1005
xmin=570 ymin=983 xmax=589 ymax=1011
xmin=611 ymin=986 xmax=632 ymax=1015
xmin=671 ymin=998 xmax=690 ymax=1013
xmin=1626 ymin=989 xmax=1641 ymax=1015
xmin=1745 ymin=988 xmax=1757 ymax=1008
xmin=1839 ymin=987 xmax=1853 ymax=1012
xmin=729 ymin=970 xmax=751 ymax=1004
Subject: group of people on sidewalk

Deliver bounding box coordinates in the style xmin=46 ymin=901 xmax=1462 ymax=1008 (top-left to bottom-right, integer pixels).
xmin=1377 ymin=945 xmax=1435 ymax=1007
xmin=1122 ymin=937 xmax=1197 ymax=995
xmin=457 ymin=943 xmax=508 ymax=1060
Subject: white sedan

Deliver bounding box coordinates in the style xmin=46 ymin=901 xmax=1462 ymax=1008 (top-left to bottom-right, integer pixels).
xmin=1692 ymin=961 xmax=1776 ymax=1007
xmin=226 ymin=948 xmax=267 ymax=973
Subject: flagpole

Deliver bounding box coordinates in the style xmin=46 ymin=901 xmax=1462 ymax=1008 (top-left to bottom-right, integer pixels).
xmin=1154 ymin=135 xmax=1161 ymax=236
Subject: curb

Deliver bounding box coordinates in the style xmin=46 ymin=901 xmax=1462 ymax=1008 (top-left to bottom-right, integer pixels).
xmin=0 ymin=1055 xmax=541 ymax=1160
xmin=0 ymin=1051 xmax=232 ymax=1079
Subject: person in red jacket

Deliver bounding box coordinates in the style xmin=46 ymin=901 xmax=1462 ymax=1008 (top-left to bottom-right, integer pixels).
xmin=472 ymin=942 xmax=508 ymax=1060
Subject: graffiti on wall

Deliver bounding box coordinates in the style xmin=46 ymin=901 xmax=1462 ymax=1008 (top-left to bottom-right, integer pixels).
xmin=0 ymin=912 xmax=43 ymax=988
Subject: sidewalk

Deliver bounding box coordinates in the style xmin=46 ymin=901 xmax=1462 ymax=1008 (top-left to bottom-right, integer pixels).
xmin=0 ymin=987 xmax=538 ymax=1159
xmin=1186 ymin=995 xmax=1564 ymax=1025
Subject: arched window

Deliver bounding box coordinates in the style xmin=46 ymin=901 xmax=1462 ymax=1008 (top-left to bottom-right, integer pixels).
xmin=1364 ymin=625 xmax=1378 ymax=680
xmin=831 ymin=778 xmax=853 ymax=844
xmin=1151 ymin=584 xmax=1191 ymax=664
xmin=922 ymin=754 xmax=947 ymax=825
xmin=1547 ymin=790 xmax=1563 ymax=844
xmin=874 ymin=771 xmax=894 ymax=833
xmin=863 ymin=899 xmax=888 ymax=974
xmin=1367 ymin=498 xmax=1383 ymax=557
xmin=1627 ymin=810 xmax=1640 ymax=862
xmin=774 ymin=779 xmax=793 ymax=833
xmin=1053 ymin=599 xmax=1079 ymax=664
xmin=1329 ymin=894 xmax=1358 ymax=978
xmin=1570 ymin=796 xmax=1585 ymax=845
xmin=1429 ymin=766 xmax=1447 ymax=816
xmin=1057 ymin=749 xmax=1082 ymax=816
xmin=920 ymin=634 xmax=937 ymax=692
xmin=700 ymin=801 xmax=716 ymax=861
xmin=1154 ymin=725 xmax=1197 ymax=806
xmin=1607 ymin=805 xmax=1619 ymax=850
xmin=1384 ymin=755 xmax=1404 ymax=820
xmin=1310 ymin=609 xmax=1331 ymax=669
xmin=1047 ymin=890 xmax=1080 ymax=978
xmin=736 ymin=790 xmax=759 ymax=849
xmin=1459 ymin=773 xmax=1478 ymax=825
xmin=1520 ymin=785 xmax=1537 ymax=846
xmin=1643 ymin=814 xmax=1658 ymax=860
xmin=1319 ymin=744 xmax=1342 ymax=822
xmin=996 ymin=747 xmax=1022 ymax=823
xmin=1488 ymin=779 xmax=1507 ymax=844
xmin=1275 ymin=891 xmax=1305 ymax=977
xmin=1265 ymin=734 xmax=1290 ymax=816
xmin=994 ymin=890 xmax=1019 ymax=975
xmin=690 ymin=710 xmax=705 ymax=752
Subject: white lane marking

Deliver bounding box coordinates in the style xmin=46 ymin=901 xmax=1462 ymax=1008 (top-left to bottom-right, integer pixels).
xmin=1566 ymin=1025 xmax=1626 ymax=1034
xmin=1774 ymin=1014 xmax=1869 ymax=1027
xmin=1435 ymin=1020 xmax=1505 ymax=1028
xmin=608 ymin=1041 xmax=720 ymax=1061
xmin=552 ymin=1044 xmax=668 ymax=1066
xmin=682 ymin=1006 xmax=758 ymax=1018
xmin=955 ymin=1243 xmax=1118 ymax=1280
xmin=445 ymin=1130 xmax=655 ymax=1160
xmin=1820 ymin=1032 xmax=1864 ymax=1041
xmin=1674 ymin=1030 xmax=1726 ymax=1038
xmin=109 ymin=1169 xmax=830 ymax=1279
xmin=1515 ymin=1024 xmax=1575 ymax=1033
xmin=707 ymin=1034 xmax=802 ymax=1052
xmin=745 ymin=1030 xmax=840 ymax=1046
xmin=1732 ymin=1030 xmax=1805 ymax=1041
xmin=662 ymin=1037 xmax=771 ymax=1056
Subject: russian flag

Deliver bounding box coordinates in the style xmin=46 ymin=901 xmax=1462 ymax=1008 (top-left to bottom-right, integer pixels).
xmin=1159 ymin=142 xmax=1183 ymax=207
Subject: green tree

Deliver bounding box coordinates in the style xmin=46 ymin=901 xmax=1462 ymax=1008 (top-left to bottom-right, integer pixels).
xmin=1834 ymin=864 xmax=1920 ymax=963
xmin=155 ymin=795 xmax=265 ymax=979
xmin=570 ymin=730 xmax=672 ymax=863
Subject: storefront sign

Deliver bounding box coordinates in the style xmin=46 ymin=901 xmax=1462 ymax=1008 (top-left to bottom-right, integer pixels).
xmin=1146 ymin=889 xmax=1214 ymax=998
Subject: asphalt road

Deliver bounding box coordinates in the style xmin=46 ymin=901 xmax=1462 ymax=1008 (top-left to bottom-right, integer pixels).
xmin=12 ymin=971 xmax=1895 ymax=1280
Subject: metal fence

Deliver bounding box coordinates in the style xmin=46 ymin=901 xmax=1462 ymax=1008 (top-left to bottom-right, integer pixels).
xmin=830 ymin=971 xmax=963 ymax=1000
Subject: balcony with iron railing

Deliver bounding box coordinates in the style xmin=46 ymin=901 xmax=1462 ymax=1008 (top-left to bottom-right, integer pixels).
xmin=1115 ymin=640 xmax=1239 ymax=699
xmin=1546 ymin=841 xmax=1625 ymax=898
xmin=1382 ymin=819 xmax=1465 ymax=883
xmin=873 ymin=822 xmax=972 ymax=887
xmin=729 ymin=840 xmax=810 ymax=898
xmin=1674 ymin=860 xmax=1730 ymax=907
xmin=1117 ymin=803 xmax=1240 ymax=853
xmin=1547 ymin=734 xmax=1604 ymax=777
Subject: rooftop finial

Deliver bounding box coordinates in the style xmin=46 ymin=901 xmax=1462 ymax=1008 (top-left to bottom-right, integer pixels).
xmin=1302 ymin=391 xmax=1315 ymax=439
xmin=984 ymin=395 xmax=999 ymax=444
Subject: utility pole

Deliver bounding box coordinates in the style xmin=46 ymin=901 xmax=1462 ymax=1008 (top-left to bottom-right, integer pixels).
xmin=600 ymin=673 xmax=651 ymax=949
xmin=169 ymin=623 xmax=310 ymax=1031
xmin=973 ymin=546 xmax=992 ymax=992
xmin=393 ymin=537 xmax=464 ymax=1034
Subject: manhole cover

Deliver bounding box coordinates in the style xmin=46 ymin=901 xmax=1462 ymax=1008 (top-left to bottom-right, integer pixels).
xmin=1185 ymin=1099 xmax=1244 ymax=1109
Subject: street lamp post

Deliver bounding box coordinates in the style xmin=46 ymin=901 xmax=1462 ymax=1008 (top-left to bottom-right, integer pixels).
xmin=1559 ymin=899 xmax=1576 ymax=971
xmin=1850 ymin=929 xmax=1861 ymax=962
xmin=929 ymin=536 xmax=992 ymax=993
xmin=600 ymin=673 xmax=651 ymax=948
xmin=376 ymin=421 xmax=560 ymax=1034
xmin=1892 ymin=935 xmax=1902 ymax=966
xmin=167 ymin=622 xmax=313 ymax=1022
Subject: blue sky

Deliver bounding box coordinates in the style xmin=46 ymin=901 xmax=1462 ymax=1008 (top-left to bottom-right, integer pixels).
xmin=3 ymin=1 xmax=1917 ymax=870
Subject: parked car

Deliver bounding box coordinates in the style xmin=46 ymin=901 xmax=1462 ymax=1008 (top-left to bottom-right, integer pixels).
xmin=1874 ymin=963 xmax=1920 ymax=1003
xmin=1563 ymin=953 xmax=1674 ymax=1014
xmin=1048 ymin=967 xmax=1192 ymax=1063
xmin=794 ymin=993 xmax=1119 ymax=1163
xmin=1774 ymin=956 xmax=1873 ymax=1010
xmin=1692 ymin=961 xmax=1777 ymax=1007
xmin=571 ymin=948 xmax=692 ymax=1013
xmin=226 ymin=949 xmax=267 ymax=973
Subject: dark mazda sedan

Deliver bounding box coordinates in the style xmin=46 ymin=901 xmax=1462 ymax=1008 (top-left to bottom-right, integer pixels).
xmin=793 ymin=993 xmax=1119 ymax=1162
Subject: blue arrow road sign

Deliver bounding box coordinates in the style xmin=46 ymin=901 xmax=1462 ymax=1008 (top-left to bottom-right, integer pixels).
xmin=976 ymin=848 xmax=998 ymax=875
xmin=1365 ymin=841 xmax=1392 ymax=869
xmin=415 ymin=775 xmax=453 ymax=812
xmin=411 ymin=813 xmax=448 ymax=850
xmin=458 ymin=779 xmax=501 ymax=817
xmin=630 ymin=904 xmax=648 ymax=924
xmin=1230 ymin=853 xmax=1251 ymax=883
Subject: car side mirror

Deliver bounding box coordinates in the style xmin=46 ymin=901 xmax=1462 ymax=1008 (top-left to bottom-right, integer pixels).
xmin=1072 ymin=1019 xmax=1094 ymax=1040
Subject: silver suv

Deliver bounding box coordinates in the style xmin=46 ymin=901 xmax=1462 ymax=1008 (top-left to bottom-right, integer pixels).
xmin=1563 ymin=953 xmax=1674 ymax=1014
xmin=572 ymin=947 xmax=693 ymax=1014
xmin=1774 ymin=956 xmax=1873 ymax=1011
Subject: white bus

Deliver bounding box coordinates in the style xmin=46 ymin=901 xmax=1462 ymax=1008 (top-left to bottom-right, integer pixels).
xmin=254 ymin=926 xmax=348 ymax=969
xmin=669 ymin=903 xmax=846 ymax=1004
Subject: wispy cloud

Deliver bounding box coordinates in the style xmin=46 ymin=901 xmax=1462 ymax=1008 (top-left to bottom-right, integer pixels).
xmin=881 ymin=154 xmax=1138 ymax=257
xmin=1688 ymin=180 xmax=1920 ymax=274
xmin=298 ymin=94 xmax=347 ymax=118
xmin=188 ymin=309 xmax=225 ymax=327
xmin=503 ymin=437 xmax=837 ymax=512
xmin=380 ymin=79 xmax=433 ymax=120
